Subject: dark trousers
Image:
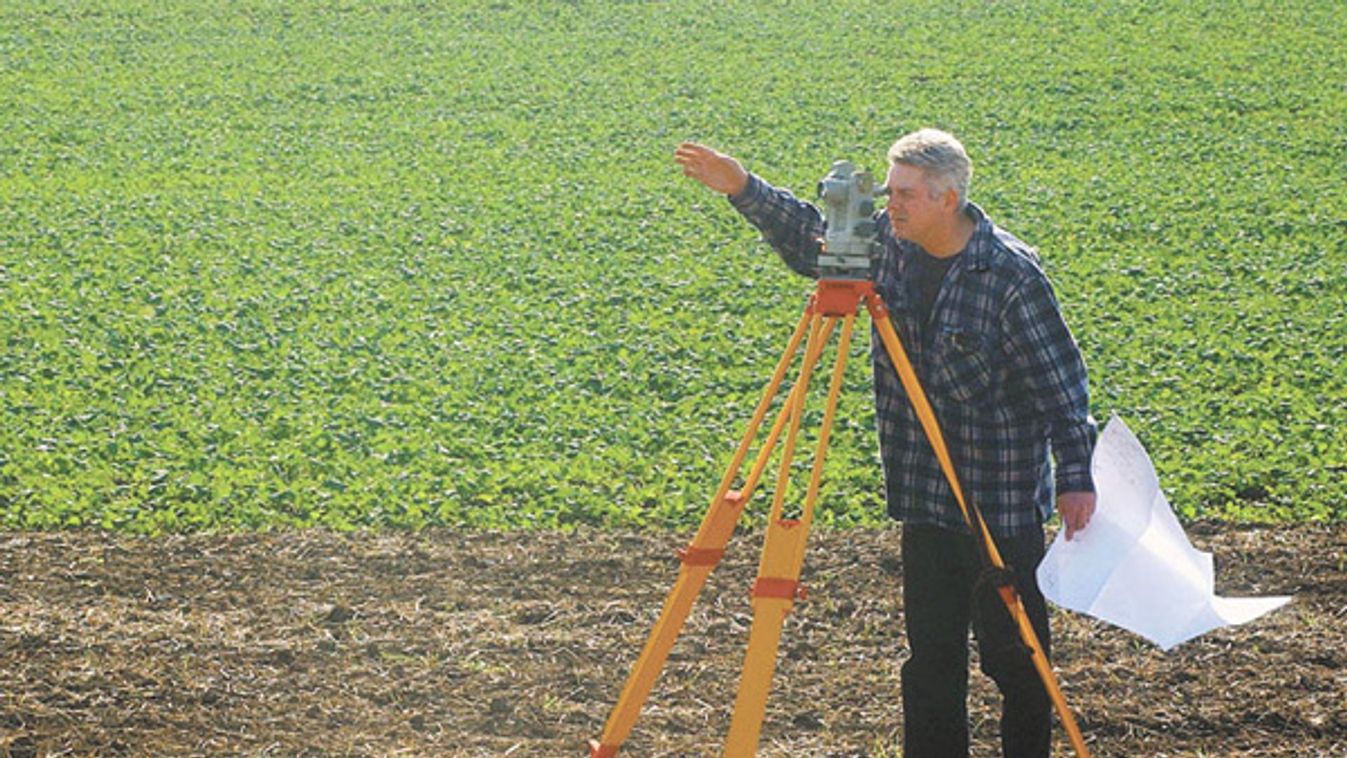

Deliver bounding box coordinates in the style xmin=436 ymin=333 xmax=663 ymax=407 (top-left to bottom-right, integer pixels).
xmin=901 ymin=523 xmax=1052 ymax=758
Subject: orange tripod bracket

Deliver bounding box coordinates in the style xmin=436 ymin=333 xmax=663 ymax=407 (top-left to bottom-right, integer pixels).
xmin=588 ymin=279 xmax=1091 ymax=757
xmin=811 ymin=279 xmax=874 ymax=317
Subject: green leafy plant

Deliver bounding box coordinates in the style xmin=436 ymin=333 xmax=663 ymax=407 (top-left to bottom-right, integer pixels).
xmin=1 ymin=0 xmax=1343 ymax=532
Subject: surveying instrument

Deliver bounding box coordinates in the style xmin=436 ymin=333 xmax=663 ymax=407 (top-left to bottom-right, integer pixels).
xmin=588 ymin=161 xmax=1091 ymax=757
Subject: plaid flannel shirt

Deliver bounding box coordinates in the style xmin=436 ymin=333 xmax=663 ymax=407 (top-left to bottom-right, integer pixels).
xmin=730 ymin=173 xmax=1096 ymax=537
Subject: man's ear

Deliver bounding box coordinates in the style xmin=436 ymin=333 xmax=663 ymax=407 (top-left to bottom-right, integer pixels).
xmin=942 ymin=188 xmax=961 ymax=213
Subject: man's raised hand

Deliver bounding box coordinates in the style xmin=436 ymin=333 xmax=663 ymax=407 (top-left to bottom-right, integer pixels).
xmin=674 ymin=142 xmax=749 ymax=197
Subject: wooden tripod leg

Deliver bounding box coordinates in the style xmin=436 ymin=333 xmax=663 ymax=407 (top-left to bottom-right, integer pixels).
xmin=734 ymin=317 xmax=838 ymax=510
xmin=866 ymin=300 xmax=1092 ymax=758
xmin=588 ymin=308 xmax=815 ymax=758
xmin=723 ymin=312 xmax=856 ymax=757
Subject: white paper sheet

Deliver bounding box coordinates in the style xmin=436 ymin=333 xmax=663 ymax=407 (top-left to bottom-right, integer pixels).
xmin=1036 ymin=416 xmax=1291 ymax=651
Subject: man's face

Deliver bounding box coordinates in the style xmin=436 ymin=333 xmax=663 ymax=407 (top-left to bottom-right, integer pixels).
xmin=884 ymin=162 xmax=947 ymax=246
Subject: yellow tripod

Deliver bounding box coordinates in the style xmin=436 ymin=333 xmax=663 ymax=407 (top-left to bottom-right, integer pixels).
xmin=588 ymin=279 xmax=1091 ymax=757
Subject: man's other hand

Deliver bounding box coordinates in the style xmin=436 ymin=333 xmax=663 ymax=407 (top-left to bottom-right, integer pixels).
xmin=1058 ymin=491 xmax=1096 ymax=541
xmin=675 ymin=142 xmax=749 ymax=197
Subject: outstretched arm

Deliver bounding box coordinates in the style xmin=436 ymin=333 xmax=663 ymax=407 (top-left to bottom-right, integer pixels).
xmin=674 ymin=142 xmax=825 ymax=279
xmin=674 ymin=142 xmax=749 ymax=197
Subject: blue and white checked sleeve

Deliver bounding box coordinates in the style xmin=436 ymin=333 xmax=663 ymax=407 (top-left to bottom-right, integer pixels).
xmin=1001 ymin=272 xmax=1097 ymax=494
xmin=728 ymin=173 xmax=824 ymax=279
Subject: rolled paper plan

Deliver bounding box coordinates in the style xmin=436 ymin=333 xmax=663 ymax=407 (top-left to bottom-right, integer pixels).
xmin=1037 ymin=416 xmax=1291 ymax=651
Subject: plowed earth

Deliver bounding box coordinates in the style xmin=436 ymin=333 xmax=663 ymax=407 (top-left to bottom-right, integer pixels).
xmin=1 ymin=524 xmax=1343 ymax=757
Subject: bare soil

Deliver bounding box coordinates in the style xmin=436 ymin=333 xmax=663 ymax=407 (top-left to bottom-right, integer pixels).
xmin=1 ymin=523 xmax=1343 ymax=757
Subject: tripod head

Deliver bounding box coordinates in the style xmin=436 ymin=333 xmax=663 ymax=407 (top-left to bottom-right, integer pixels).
xmin=817 ymin=160 xmax=889 ymax=280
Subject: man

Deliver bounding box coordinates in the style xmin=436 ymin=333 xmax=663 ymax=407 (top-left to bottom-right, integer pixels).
xmin=674 ymin=130 xmax=1096 ymax=758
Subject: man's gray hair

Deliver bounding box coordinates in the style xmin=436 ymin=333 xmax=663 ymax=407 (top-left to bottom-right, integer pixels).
xmin=887 ymin=128 xmax=973 ymax=209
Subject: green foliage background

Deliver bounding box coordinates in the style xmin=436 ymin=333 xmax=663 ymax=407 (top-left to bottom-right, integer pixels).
xmin=2 ymin=0 xmax=1343 ymax=531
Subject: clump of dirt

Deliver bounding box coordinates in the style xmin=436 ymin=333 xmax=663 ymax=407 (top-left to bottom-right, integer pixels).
xmin=0 ymin=523 xmax=1343 ymax=756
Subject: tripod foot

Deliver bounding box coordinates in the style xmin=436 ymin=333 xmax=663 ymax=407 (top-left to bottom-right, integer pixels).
xmin=587 ymin=739 xmax=618 ymax=758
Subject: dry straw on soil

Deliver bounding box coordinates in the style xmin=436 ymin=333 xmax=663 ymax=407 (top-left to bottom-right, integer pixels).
xmin=1 ymin=523 xmax=1343 ymax=756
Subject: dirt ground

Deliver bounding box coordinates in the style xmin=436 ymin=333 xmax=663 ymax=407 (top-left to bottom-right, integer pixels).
xmin=1 ymin=523 xmax=1343 ymax=757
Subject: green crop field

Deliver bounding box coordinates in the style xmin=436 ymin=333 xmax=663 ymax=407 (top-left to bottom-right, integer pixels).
xmin=2 ymin=0 xmax=1343 ymax=533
